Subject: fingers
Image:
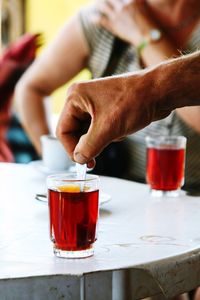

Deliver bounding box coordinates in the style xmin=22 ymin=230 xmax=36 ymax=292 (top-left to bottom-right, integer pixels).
xmin=93 ymin=0 xmax=134 ymax=28
xmin=98 ymin=0 xmax=133 ymax=12
xmin=57 ymin=77 xmax=128 ymax=166
xmin=57 ymin=106 xmax=108 ymax=166
xmin=56 ymin=83 xmax=108 ymax=167
xmin=96 ymin=0 xmax=123 ymax=19
xmin=56 ymin=106 xmax=80 ymax=161
xmin=73 ymin=110 xmax=111 ymax=161
xmin=56 ymin=85 xmax=86 ymax=153
xmin=57 ymin=106 xmax=97 ymax=168
xmin=97 ymin=0 xmax=114 ymax=18
xmin=92 ymin=0 xmax=121 ymax=29
xmin=105 ymin=0 xmax=123 ymax=11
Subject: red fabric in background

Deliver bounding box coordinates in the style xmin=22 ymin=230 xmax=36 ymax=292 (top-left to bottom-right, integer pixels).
xmin=0 ymin=33 xmax=42 ymax=162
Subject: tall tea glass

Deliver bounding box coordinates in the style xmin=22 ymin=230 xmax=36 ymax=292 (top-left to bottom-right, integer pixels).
xmin=47 ymin=173 xmax=99 ymax=258
xmin=146 ymin=136 xmax=187 ymax=197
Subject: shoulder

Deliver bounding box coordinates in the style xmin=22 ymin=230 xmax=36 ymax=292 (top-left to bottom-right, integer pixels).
xmin=78 ymin=4 xmax=114 ymax=51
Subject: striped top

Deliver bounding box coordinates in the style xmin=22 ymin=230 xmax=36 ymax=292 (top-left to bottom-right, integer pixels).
xmin=79 ymin=5 xmax=200 ymax=189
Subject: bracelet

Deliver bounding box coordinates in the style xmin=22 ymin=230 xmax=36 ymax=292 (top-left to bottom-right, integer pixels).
xmin=136 ymin=39 xmax=148 ymax=56
xmin=136 ymin=29 xmax=162 ymax=57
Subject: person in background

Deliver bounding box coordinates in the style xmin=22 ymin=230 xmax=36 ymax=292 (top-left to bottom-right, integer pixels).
xmin=0 ymin=33 xmax=41 ymax=163
xmin=15 ymin=0 xmax=200 ymax=188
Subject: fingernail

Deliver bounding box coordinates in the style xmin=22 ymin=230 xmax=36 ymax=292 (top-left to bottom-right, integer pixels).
xmin=74 ymin=152 xmax=87 ymax=164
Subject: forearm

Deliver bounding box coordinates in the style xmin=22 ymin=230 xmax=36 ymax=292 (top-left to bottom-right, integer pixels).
xmin=137 ymin=39 xmax=200 ymax=133
xmin=15 ymin=81 xmax=50 ymax=155
xmin=143 ymin=51 xmax=200 ymax=115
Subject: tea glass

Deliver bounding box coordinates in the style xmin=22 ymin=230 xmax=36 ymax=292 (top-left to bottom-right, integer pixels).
xmin=145 ymin=135 xmax=187 ymax=197
xmin=47 ymin=173 xmax=99 ymax=258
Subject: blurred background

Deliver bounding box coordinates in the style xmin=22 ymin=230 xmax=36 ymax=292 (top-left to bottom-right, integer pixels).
xmin=1 ymin=0 xmax=92 ymax=114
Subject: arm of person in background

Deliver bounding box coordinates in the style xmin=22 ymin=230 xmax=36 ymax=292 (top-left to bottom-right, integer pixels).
xmin=93 ymin=0 xmax=200 ymax=134
xmin=14 ymin=13 xmax=90 ymax=155
xmin=56 ymin=51 xmax=200 ymax=168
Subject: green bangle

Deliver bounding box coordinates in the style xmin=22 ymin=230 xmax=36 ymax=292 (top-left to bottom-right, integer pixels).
xmin=136 ymin=39 xmax=148 ymax=56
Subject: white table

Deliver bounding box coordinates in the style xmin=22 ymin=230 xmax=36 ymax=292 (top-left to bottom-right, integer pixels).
xmin=1 ymin=162 xmax=200 ymax=300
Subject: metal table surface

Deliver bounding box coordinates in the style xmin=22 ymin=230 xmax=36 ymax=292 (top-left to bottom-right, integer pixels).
xmin=0 ymin=162 xmax=200 ymax=299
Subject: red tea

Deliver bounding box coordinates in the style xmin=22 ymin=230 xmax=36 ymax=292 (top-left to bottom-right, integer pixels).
xmin=49 ymin=187 xmax=99 ymax=251
xmin=146 ymin=148 xmax=185 ymax=191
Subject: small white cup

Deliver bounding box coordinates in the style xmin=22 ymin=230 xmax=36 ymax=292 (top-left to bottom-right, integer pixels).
xmin=40 ymin=135 xmax=74 ymax=171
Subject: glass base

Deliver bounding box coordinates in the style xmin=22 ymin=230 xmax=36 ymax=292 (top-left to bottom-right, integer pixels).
xmin=150 ymin=189 xmax=182 ymax=197
xmin=53 ymin=246 xmax=94 ymax=258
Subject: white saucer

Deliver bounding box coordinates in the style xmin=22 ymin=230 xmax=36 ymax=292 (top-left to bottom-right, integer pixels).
xmin=35 ymin=192 xmax=111 ymax=207
xmin=29 ymin=160 xmax=75 ymax=175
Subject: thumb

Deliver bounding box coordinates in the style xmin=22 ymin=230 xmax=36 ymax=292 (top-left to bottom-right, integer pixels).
xmin=73 ymin=125 xmax=110 ymax=164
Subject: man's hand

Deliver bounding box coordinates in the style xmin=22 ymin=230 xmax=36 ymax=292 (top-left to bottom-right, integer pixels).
xmin=56 ymin=52 xmax=200 ymax=166
xmin=56 ymin=70 xmax=169 ymax=167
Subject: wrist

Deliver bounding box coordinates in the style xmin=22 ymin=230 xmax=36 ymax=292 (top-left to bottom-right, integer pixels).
xmin=123 ymin=69 xmax=160 ymax=128
xmin=135 ymin=28 xmax=162 ymax=55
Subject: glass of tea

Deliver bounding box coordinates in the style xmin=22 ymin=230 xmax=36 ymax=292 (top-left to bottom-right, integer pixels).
xmin=47 ymin=173 xmax=99 ymax=258
xmin=145 ymin=135 xmax=187 ymax=197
